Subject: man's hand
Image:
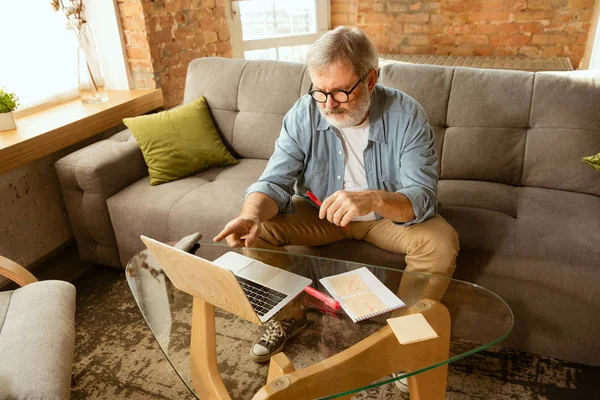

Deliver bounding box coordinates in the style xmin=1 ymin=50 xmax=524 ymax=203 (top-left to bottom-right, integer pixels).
xmin=319 ymin=190 xmax=376 ymax=227
xmin=213 ymin=216 xmax=261 ymax=248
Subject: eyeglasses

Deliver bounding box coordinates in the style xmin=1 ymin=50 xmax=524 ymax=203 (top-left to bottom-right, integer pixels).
xmin=308 ymin=76 xmax=365 ymax=104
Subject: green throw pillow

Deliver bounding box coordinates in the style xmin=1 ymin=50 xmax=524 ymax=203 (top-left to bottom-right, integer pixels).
xmin=124 ymin=96 xmax=238 ymax=185
xmin=582 ymin=153 xmax=600 ymax=172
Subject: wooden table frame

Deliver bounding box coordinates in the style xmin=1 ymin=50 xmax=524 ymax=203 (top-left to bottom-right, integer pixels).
xmin=189 ymin=298 xmax=450 ymax=400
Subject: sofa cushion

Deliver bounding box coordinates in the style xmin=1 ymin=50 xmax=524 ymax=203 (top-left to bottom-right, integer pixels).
xmin=379 ymin=63 xmax=453 ymax=127
xmin=439 ymin=180 xmax=518 ymax=218
xmin=183 ymin=58 xmax=310 ymax=161
xmin=0 ymin=291 xmax=11 ymax=331
xmin=523 ymin=71 xmax=600 ymax=197
xmin=238 ymin=60 xmax=307 ymax=115
xmin=441 ymin=207 xmax=516 ymax=253
xmin=184 ymin=57 xmax=248 ymax=110
xmin=233 ymin=112 xmax=284 ymax=159
xmin=447 ymin=68 xmax=533 ymax=128
xmin=441 ymin=127 xmax=526 ymax=185
xmin=438 ymin=179 xmax=517 ymax=255
xmin=530 ymin=70 xmax=600 ymax=131
xmin=124 ymin=96 xmax=238 ymax=186
xmin=108 ymin=159 xmax=268 ymax=265
xmin=517 ymin=186 xmax=600 ymax=222
xmin=514 ymin=187 xmax=600 ymax=364
xmin=0 ymin=281 xmax=76 ymax=400
xmin=522 ymin=128 xmax=600 ymax=197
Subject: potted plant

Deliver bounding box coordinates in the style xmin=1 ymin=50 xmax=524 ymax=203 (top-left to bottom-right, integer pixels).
xmin=0 ymin=88 xmax=19 ymax=132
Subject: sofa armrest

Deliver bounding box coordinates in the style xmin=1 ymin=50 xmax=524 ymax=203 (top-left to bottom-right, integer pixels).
xmin=0 ymin=256 xmax=38 ymax=287
xmin=55 ymin=129 xmax=148 ymax=267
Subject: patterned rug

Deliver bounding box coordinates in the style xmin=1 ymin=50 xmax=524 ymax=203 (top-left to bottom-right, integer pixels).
xmin=378 ymin=54 xmax=574 ymax=72
xmin=70 ymin=266 xmax=600 ymax=400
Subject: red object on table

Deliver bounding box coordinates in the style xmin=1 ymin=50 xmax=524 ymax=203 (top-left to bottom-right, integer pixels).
xmin=304 ymin=286 xmax=340 ymax=310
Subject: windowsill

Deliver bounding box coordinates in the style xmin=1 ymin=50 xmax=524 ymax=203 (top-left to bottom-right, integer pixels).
xmin=0 ymin=89 xmax=163 ymax=175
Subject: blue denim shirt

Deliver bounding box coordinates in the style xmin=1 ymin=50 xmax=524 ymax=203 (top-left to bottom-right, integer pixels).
xmin=245 ymin=84 xmax=439 ymax=226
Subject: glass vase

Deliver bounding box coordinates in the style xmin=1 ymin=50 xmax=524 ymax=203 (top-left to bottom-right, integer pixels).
xmin=69 ymin=20 xmax=109 ymax=104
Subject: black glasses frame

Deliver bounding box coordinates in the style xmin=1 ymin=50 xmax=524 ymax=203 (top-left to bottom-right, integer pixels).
xmin=308 ymin=75 xmax=366 ymax=104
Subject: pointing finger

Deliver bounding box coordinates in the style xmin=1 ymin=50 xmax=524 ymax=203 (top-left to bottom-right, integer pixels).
xmin=213 ymin=225 xmax=235 ymax=242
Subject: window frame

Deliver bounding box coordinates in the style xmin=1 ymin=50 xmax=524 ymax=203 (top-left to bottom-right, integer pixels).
xmin=227 ymin=0 xmax=330 ymax=60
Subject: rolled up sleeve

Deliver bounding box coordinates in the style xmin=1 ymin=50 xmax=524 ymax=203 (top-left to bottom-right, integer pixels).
xmin=394 ymin=120 xmax=439 ymax=226
xmin=245 ymin=106 xmax=307 ymax=214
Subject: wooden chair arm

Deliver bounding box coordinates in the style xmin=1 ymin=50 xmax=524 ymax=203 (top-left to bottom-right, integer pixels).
xmin=0 ymin=256 xmax=39 ymax=287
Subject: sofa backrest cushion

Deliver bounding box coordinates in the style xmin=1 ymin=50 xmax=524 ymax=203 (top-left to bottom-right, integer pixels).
xmin=184 ymin=58 xmax=600 ymax=197
xmin=524 ymin=71 xmax=600 ymax=197
xmin=184 ymin=57 xmax=311 ymax=160
xmin=380 ymin=65 xmax=600 ymax=196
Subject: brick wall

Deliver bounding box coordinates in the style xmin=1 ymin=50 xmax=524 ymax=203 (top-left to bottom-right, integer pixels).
xmin=117 ymin=0 xmax=232 ymax=107
xmin=331 ymin=0 xmax=595 ymax=68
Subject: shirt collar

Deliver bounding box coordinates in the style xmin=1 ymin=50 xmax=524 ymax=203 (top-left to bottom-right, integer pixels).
xmin=367 ymin=86 xmax=386 ymax=143
xmin=314 ymin=85 xmax=386 ymax=143
xmin=316 ymin=113 xmax=330 ymax=131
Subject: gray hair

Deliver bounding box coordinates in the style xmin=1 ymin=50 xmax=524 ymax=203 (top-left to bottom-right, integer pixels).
xmin=307 ymin=26 xmax=378 ymax=78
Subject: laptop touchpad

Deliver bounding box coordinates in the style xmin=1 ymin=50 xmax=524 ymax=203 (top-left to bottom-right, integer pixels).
xmin=237 ymin=261 xmax=280 ymax=283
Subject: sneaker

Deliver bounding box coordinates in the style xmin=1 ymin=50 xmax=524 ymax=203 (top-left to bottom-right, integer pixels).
xmin=250 ymin=313 xmax=307 ymax=363
xmin=392 ymin=372 xmax=409 ymax=393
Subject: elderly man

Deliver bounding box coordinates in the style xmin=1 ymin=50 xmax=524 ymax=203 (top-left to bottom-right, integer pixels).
xmin=214 ymin=26 xmax=459 ymax=362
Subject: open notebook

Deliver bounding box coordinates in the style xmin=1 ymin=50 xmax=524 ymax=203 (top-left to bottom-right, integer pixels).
xmin=319 ymin=267 xmax=405 ymax=323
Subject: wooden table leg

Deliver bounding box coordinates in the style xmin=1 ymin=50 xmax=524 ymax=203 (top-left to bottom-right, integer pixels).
xmin=267 ymin=353 xmax=296 ymax=384
xmin=190 ymin=297 xmax=231 ymax=400
xmin=407 ymin=363 xmax=448 ymax=400
xmin=252 ymin=300 xmax=450 ymax=400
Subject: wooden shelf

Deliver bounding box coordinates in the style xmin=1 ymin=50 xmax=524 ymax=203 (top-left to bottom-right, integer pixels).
xmin=0 ymin=89 xmax=163 ymax=175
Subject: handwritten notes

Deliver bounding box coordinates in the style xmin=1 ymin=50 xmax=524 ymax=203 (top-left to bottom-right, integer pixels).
xmin=319 ymin=267 xmax=405 ymax=323
xmin=344 ymin=292 xmax=387 ymax=318
xmin=329 ymin=274 xmax=369 ymax=297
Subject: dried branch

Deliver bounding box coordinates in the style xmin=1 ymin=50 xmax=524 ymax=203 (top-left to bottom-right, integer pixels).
xmin=51 ymin=0 xmax=86 ymax=23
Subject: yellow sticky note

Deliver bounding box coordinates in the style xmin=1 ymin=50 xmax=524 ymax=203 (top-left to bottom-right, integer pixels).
xmin=328 ymin=273 xmax=369 ymax=297
xmin=344 ymin=292 xmax=387 ymax=318
xmin=387 ymin=313 xmax=438 ymax=345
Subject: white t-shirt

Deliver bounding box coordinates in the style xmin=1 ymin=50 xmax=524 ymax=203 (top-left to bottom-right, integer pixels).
xmin=338 ymin=119 xmax=377 ymax=221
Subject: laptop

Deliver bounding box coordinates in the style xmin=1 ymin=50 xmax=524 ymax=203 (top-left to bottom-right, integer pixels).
xmin=140 ymin=235 xmax=312 ymax=325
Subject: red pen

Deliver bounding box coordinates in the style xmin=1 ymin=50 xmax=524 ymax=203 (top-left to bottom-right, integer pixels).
xmin=306 ymin=191 xmax=349 ymax=229
xmin=306 ymin=190 xmax=322 ymax=206
xmin=304 ymin=286 xmax=340 ymax=310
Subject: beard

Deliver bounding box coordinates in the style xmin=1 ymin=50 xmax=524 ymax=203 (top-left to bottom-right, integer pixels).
xmin=319 ymin=84 xmax=371 ymax=129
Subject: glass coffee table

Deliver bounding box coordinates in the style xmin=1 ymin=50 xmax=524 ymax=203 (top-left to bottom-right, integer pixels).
xmin=126 ymin=241 xmax=513 ymax=400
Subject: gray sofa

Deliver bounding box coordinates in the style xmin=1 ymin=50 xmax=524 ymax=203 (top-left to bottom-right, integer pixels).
xmin=55 ymin=57 xmax=600 ymax=366
xmin=0 ymin=256 xmax=76 ymax=400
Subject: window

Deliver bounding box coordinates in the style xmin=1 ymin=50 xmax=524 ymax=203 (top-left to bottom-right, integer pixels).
xmin=244 ymin=44 xmax=312 ymax=63
xmin=0 ymin=0 xmax=80 ymax=110
xmin=228 ymin=0 xmax=329 ymax=62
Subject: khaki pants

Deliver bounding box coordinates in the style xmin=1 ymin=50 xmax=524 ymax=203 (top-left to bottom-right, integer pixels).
xmin=245 ymin=197 xmax=459 ymax=316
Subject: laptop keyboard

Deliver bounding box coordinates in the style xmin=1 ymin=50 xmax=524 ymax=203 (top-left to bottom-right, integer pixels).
xmin=236 ymin=276 xmax=287 ymax=317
